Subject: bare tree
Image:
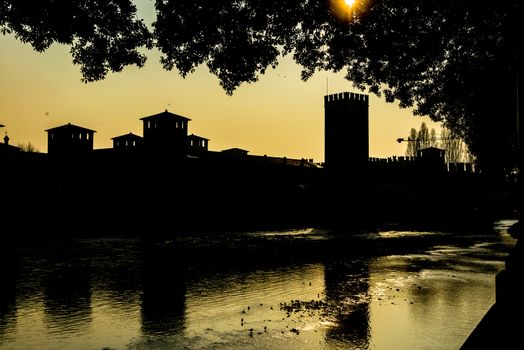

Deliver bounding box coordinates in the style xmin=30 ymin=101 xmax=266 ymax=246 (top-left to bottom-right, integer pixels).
xmin=417 ymin=122 xmax=430 ymax=150
xmin=405 ymin=122 xmax=437 ymax=157
xmin=17 ymin=142 xmax=39 ymax=153
xmin=429 ymin=128 xmax=438 ymax=147
xmin=439 ymin=128 xmax=474 ymax=164
xmin=405 ymin=128 xmax=418 ymax=157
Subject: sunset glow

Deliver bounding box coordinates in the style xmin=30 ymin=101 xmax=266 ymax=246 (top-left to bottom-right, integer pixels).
xmin=345 ymin=0 xmax=355 ymax=7
xmin=0 ymin=0 xmax=440 ymax=160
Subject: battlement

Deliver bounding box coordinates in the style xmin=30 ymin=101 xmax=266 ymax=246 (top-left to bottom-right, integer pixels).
xmin=368 ymin=156 xmax=477 ymax=175
xmin=369 ymin=156 xmax=416 ymax=164
xmin=324 ymin=91 xmax=369 ymax=104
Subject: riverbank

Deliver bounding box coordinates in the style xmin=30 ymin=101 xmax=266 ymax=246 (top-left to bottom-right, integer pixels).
xmin=461 ymin=220 xmax=522 ymax=349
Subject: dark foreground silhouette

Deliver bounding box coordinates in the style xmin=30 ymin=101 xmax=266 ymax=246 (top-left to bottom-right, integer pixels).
xmin=461 ymin=221 xmax=523 ymax=349
xmin=0 ymin=146 xmax=516 ymax=238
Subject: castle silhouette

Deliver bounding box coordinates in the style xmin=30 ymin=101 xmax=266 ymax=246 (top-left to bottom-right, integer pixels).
xmin=1 ymin=92 xmax=502 ymax=235
xmin=3 ymin=92 xmax=474 ymax=177
xmin=40 ymin=109 xmax=321 ymax=170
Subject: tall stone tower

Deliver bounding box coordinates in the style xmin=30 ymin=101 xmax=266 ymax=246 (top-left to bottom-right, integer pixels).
xmin=324 ymin=92 xmax=369 ymax=173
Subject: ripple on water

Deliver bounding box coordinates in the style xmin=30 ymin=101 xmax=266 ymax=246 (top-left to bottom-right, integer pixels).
xmin=0 ymin=227 xmax=517 ymax=350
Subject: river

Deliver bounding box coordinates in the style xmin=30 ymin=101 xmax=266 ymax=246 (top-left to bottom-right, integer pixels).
xmin=0 ymin=220 xmax=516 ymax=349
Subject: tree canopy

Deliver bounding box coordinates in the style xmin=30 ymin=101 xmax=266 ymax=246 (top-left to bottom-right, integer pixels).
xmin=1 ymin=0 xmax=520 ymax=172
xmin=0 ymin=0 xmax=152 ymax=81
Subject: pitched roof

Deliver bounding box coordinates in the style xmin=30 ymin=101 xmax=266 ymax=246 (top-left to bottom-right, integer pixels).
xmin=111 ymin=132 xmax=143 ymax=140
xmin=221 ymin=147 xmax=249 ymax=154
xmin=421 ymin=146 xmax=445 ymax=152
xmin=45 ymin=123 xmax=96 ymax=133
xmin=188 ymin=134 xmax=209 ymax=141
xmin=418 ymin=147 xmax=446 ymax=156
xmin=139 ymin=110 xmax=191 ymax=121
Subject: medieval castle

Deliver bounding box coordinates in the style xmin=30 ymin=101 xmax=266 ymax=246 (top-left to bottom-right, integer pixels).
xmin=0 ymin=92 xmax=484 ymax=233
xmin=1 ymin=91 xmax=476 ymax=176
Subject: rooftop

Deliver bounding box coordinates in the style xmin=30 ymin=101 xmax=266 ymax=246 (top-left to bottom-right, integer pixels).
xmin=189 ymin=134 xmax=209 ymax=141
xmin=111 ymin=132 xmax=143 ymax=140
xmin=45 ymin=123 xmax=96 ymax=133
xmin=222 ymin=148 xmax=249 ymax=154
xmin=139 ymin=110 xmax=191 ymax=121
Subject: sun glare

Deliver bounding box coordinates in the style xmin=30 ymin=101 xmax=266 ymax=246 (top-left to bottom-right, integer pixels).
xmin=331 ymin=0 xmax=360 ymax=22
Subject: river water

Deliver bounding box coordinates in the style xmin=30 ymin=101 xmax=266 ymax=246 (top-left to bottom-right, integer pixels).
xmin=0 ymin=220 xmax=516 ymax=350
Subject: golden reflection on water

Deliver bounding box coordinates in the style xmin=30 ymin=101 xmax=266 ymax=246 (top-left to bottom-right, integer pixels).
xmin=0 ymin=226 xmax=516 ymax=350
xmin=183 ymin=264 xmax=328 ymax=348
xmin=90 ymin=293 xmax=142 ymax=349
xmin=368 ymin=248 xmax=504 ymax=349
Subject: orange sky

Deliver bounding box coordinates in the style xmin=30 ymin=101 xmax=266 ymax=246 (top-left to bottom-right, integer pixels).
xmin=0 ymin=2 xmax=440 ymax=161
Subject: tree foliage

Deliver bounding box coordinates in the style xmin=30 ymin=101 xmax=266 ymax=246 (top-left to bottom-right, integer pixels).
xmin=1 ymin=0 xmax=519 ymax=172
xmin=0 ymin=0 xmax=152 ymax=82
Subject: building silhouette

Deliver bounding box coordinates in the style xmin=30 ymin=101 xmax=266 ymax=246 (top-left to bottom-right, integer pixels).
xmin=1 ymin=94 xmax=496 ymax=233
xmin=140 ymin=110 xmax=190 ymax=156
xmin=324 ymin=92 xmax=369 ymax=173
xmin=221 ymin=148 xmax=249 ymax=157
xmin=112 ymin=132 xmax=144 ymax=152
xmin=0 ymin=134 xmax=19 ymax=155
xmin=46 ymin=123 xmax=95 ymax=157
xmin=188 ymin=134 xmax=209 ymax=155
xmin=416 ymin=146 xmax=447 ymax=174
xmin=35 ymin=100 xmax=477 ymax=180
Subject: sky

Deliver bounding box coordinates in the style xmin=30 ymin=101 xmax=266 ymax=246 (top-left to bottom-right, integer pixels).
xmin=0 ymin=1 xmax=440 ymax=162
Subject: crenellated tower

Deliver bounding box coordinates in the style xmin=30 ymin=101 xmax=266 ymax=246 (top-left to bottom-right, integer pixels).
xmin=324 ymin=92 xmax=369 ymax=173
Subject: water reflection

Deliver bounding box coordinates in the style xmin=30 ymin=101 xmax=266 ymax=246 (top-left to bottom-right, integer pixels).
xmin=140 ymin=243 xmax=186 ymax=336
xmin=367 ymin=242 xmax=508 ymax=349
xmin=42 ymin=263 xmax=92 ymax=336
xmin=0 ymin=251 xmax=17 ymax=345
xmin=0 ymin=226 xmax=516 ymax=350
xmin=324 ymin=257 xmax=370 ymax=349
